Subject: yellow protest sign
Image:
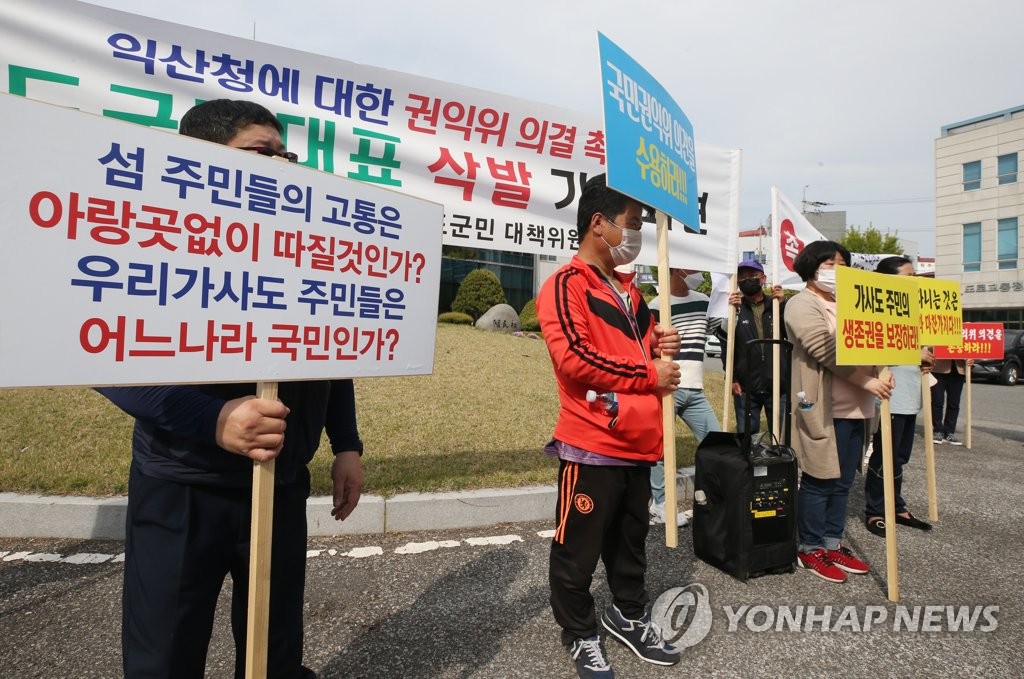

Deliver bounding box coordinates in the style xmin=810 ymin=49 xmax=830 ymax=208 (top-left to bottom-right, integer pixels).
xmin=836 ymin=267 xmax=920 ymax=366
xmin=917 ymin=277 xmax=963 ymax=346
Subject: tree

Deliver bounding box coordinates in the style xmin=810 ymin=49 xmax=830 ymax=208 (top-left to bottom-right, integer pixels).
xmin=451 ymin=268 xmax=506 ymax=321
xmin=840 ymin=225 xmax=903 ymax=254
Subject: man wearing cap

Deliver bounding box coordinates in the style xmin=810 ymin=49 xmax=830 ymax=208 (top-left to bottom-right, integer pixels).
xmin=720 ymin=259 xmax=788 ymax=435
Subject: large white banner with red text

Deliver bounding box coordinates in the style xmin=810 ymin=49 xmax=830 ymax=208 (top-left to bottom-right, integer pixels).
xmin=0 ymin=94 xmax=444 ymax=388
xmin=0 ymin=0 xmax=738 ymax=273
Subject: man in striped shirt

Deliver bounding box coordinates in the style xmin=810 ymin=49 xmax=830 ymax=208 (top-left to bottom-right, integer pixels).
xmin=647 ymin=269 xmax=722 ymax=525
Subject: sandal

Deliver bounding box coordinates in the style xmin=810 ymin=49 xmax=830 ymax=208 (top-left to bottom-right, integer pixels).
xmin=865 ymin=516 xmax=886 ymax=537
xmin=895 ymin=512 xmax=932 ymax=531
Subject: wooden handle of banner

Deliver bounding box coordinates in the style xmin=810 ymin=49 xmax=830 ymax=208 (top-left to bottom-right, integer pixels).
xmin=966 ymin=367 xmax=973 ymax=449
xmin=722 ymin=275 xmax=737 ymax=432
xmin=771 ymin=296 xmax=781 ymax=437
xmin=656 ymin=212 xmax=678 ymax=548
xmin=245 ymin=381 xmax=278 ymax=679
xmin=921 ymin=375 xmax=938 ymax=522
xmin=879 ymin=368 xmax=899 ymax=602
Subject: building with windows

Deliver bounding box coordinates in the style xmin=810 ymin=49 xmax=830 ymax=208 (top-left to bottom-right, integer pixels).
xmin=936 ymin=105 xmax=1024 ymax=329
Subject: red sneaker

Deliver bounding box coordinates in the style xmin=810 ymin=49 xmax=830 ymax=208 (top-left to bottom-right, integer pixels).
xmin=797 ymin=549 xmax=847 ymax=583
xmin=826 ymin=545 xmax=870 ymax=574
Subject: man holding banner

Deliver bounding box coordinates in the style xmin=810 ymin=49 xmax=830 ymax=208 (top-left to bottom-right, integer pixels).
xmin=538 ymin=174 xmax=681 ymax=677
xmin=720 ymin=259 xmax=788 ymax=435
xmin=98 ymin=100 xmax=365 ymax=679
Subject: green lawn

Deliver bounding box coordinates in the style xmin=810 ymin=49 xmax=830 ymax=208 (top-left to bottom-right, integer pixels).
xmin=0 ymin=324 xmax=724 ymax=497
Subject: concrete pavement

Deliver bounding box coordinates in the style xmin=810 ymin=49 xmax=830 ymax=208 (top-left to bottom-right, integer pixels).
xmin=1 ymin=419 xmax=1022 ymax=678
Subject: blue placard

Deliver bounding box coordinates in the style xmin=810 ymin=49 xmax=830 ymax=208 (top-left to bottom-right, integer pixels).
xmin=598 ymin=32 xmax=699 ymax=231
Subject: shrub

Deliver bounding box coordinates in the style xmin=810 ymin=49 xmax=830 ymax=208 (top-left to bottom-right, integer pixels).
xmin=519 ymin=298 xmax=540 ymax=331
xmin=451 ymin=268 xmax=506 ymax=321
xmin=438 ymin=311 xmax=474 ymax=325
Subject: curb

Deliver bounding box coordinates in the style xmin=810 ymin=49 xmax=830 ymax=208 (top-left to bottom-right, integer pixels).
xmin=0 ymin=469 xmax=695 ymax=539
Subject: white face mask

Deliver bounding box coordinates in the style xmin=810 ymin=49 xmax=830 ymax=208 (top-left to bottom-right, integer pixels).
xmin=683 ymin=272 xmax=704 ymax=289
xmin=603 ymin=225 xmax=643 ymax=266
xmin=815 ymin=268 xmax=837 ymax=295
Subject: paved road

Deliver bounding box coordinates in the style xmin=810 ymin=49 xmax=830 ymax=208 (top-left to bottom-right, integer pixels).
xmin=1 ymin=382 xmax=1022 ymax=678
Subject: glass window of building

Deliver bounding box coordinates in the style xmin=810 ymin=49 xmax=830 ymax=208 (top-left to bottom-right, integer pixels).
xmin=998 ymin=217 xmax=1018 ymax=269
xmin=998 ymin=153 xmax=1018 ymax=185
xmin=963 ymin=160 xmax=981 ymax=191
xmin=963 ymin=222 xmax=982 ymax=272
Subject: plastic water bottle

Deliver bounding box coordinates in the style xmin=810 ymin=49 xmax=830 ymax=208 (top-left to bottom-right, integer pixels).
xmin=586 ymin=390 xmax=619 ymax=416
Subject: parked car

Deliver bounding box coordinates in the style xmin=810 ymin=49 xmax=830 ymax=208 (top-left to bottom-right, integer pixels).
xmin=971 ymin=329 xmax=1024 ymax=386
xmin=704 ymin=334 xmax=722 ymax=358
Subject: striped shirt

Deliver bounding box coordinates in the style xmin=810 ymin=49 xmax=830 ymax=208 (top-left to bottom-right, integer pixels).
xmin=649 ymin=290 xmax=722 ymax=391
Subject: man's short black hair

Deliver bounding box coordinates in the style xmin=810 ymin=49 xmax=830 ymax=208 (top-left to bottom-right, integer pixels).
xmin=792 ymin=240 xmax=851 ymax=282
xmin=178 ymin=99 xmax=282 ymax=144
xmin=576 ymin=173 xmax=651 ymax=239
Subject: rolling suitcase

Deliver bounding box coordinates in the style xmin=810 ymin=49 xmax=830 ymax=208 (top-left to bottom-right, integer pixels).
xmin=692 ymin=338 xmax=798 ymax=581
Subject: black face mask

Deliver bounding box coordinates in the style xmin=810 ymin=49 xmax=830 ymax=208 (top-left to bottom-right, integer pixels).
xmin=738 ymin=278 xmax=763 ymax=296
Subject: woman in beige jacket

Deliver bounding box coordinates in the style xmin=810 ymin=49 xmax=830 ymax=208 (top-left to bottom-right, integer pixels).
xmin=785 ymin=241 xmax=893 ymax=584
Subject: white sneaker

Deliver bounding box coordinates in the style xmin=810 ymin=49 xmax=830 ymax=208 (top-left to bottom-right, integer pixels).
xmin=649 ymin=501 xmax=688 ymax=526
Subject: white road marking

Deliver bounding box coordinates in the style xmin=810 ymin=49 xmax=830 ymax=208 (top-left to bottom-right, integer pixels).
xmin=2 ymin=530 xmax=548 ymax=566
xmin=465 ymin=534 xmax=523 ymax=546
xmin=394 ymin=540 xmax=460 ymax=554
xmin=62 ymin=553 xmax=113 ymax=564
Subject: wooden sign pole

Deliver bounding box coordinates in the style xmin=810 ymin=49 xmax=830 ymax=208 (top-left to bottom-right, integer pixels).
xmin=245 ymin=381 xmax=278 ymax=679
xmin=965 ymin=366 xmax=973 ymax=449
xmin=921 ymin=376 xmax=939 ymax=521
xmin=722 ymin=275 xmax=737 ymax=432
xmin=879 ymin=368 xmax=899 ymax=602
xmin=656 ymin=211 xmax=678 ymax=548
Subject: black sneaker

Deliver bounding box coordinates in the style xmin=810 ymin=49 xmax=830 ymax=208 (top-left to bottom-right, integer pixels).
xmin=933 ymin=432 xmax=944 ymax=444
xmin=566 ymin=635 xmax=614 ymax=678
xmin=600 ymin=604 xmax=680 ymax=666
xmin=944 ymin=434 xmax=963 ymax=446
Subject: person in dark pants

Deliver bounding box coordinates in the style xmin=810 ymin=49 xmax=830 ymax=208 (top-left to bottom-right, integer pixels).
xmin=719 ymin=259 xmax=788 ymax=436
xmin=930 ymin=358 xmax=971 ymax=445
xmin=863 ymin=256 xmax=934 ymax=537
xmin=98 ymin=99 xmax=364 ymax=679
xmin=537 ymin=174 xmax=681 ymax=678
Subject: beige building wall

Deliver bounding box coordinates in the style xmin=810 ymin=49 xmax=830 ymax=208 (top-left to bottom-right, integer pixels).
xmin=935 ymin=106 xmax=1024 ymax=327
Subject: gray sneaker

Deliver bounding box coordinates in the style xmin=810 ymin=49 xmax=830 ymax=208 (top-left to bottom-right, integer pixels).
xmin=944 ymin=434 xmax=963 ymax=446
xmin=566 ymin=635 xmax=614 ymax=678
xmin=600 ymin=604 xmax=680 ymax=666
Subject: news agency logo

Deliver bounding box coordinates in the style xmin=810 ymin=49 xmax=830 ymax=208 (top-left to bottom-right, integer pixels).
xmin=723 ymin=604 xmax=999 ymax=633
xmin=652 ymin=583 xmax=999 ymax=647
xmin=650 ymin=584 xmax=713 ymax=649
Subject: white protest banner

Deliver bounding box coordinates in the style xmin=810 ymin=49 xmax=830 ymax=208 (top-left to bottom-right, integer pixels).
xmin=0 ymin=0 xmax=738 ymax=273
xmin=770 ymin=187 xmax=901 ymax=287
xmin=0 ymin=93 xmax=444 ymax=388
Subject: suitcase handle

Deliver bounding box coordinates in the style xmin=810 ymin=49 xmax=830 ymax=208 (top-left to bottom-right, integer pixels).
xmin=739 ymin=338 xmax=793 ymax=449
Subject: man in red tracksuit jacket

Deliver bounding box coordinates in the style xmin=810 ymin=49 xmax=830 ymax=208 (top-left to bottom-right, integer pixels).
xmin=538 ymin=174 xmax=681 ymax=679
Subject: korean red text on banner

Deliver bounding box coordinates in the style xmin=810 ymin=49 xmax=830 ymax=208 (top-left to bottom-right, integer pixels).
xmin=0 ymin=0 xmax=738 ymax=272
xmin=934 ymin=323 xmax=1004 ymax=360
xmin=917 ymin=277 xmax=962 ymax=346
xmin=835 ymin=266 xmax=921 ymax=366
xmin=0 ymin=93 xmax=443 ymax=388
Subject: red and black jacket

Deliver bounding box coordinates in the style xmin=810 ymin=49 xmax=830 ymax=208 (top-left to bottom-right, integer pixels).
xmin=538 ymin=256 xmax=664 ymax=463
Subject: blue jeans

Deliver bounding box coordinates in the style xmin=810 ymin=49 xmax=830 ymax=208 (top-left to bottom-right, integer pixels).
xmin=797 ymin=418 xmax=864 ymax=552
xmin=733 ymin=390 xmax=788 ymax=438
xmin=651 ymin=389 xmax=721 ymax=504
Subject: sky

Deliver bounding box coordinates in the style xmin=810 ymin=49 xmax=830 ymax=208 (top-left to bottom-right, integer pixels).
xmin=87 ymin=0 xmax=1022 ymax=258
